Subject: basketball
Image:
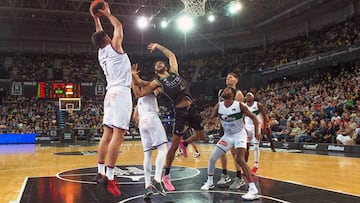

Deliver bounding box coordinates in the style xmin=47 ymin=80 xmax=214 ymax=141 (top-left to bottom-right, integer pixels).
xmin=90 ymin=0 xmax=105 ymax=17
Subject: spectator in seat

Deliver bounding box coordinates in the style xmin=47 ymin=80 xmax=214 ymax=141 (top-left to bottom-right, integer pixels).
xmin=288 ymin=122 xmax=300 ymax=142
xmin=276 ymin=121 xmax=291 ymax=142
xmin=299 ymin=123 xmax=317 ymax=142
xmin=336 ymin=119 xmax=355 ymax=145
xmin=313 ymin=119 xmax=328 ymax=143
xmin=323 ymin=121 xmax=337 ymax=143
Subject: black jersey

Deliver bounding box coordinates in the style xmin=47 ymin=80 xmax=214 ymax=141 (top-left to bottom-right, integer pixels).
xmin=156 ymin=72 xmax=192 ymax=105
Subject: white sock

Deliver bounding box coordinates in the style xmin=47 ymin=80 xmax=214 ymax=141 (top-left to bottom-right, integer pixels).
xmin=98 ymin=162 xmax=105 ymax=175
xmin=208 ymin=175 xmax=214 ymax=185
xmin=155 ymin=144 xmax=167 ymax=182
xmin=143 ymin=150 xmax=152 ymax=188
xmin=253 ymin=143 xmax=260 ymax=168
xmin=248 ymin=182 xmax=258 ymax=192
xmin=106 ymin=166 xmax=115 ymax=181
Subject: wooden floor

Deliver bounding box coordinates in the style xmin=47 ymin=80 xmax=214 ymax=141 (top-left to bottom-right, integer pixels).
xmin=1 ymin=141 xmax=360 ymax=203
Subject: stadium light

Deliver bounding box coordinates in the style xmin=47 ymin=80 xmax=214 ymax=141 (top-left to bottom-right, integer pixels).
xmin=137 ymin=16 xmax=149 ymax=29
xmin=160 ymin=20 xmax=168 ymax=28
xmin=208 ymin=13 xmax=215 ymax=22
xmin=176 ymin=14 xmax=194 ymax=32
xmin=228 ymin=1 xmax=242 ymax=15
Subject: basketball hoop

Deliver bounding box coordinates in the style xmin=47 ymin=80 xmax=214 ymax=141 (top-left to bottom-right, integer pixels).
xmin=181 ymin=0 xmax=207 ymax=16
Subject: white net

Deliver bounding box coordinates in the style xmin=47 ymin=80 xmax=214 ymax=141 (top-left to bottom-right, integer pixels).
xmin=181 ymin=0 xmax=207 ymax=16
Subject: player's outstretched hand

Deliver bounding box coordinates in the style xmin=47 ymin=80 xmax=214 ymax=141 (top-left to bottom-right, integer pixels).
xmin=98 ymin=2 xmax=111 ymax=17
xmin=147 ymin=43 xmax=158 ymax=53
xmin=131 ymin=63 xmax=139 ymax=74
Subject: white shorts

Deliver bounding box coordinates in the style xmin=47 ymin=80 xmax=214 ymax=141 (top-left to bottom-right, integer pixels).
xmin=139 ymin=113 xmax=168 ymax=151
xmin=245 ymin=124 xmax=260 ymax=144
xmin=103 ymin=86 xmax=132 ymax=130
xmin=216 ymin=128 xmax=247 ymax=152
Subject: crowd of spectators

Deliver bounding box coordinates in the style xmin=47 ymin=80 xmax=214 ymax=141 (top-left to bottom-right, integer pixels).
xmin=258 ymin=63 xmax=360 ymax=145
xmin=196 ymin=63 xmax=360 ymax=145
xmin=196 ymin=14 xmax=360 ymax=80
xmin=0 ymin=96 xmax=106 ymax=133
xmin=0 ymin=96 xmax=57 ymax=133
xmin=10 ymin=55 xmax=52 ymax=81
xmin=66 ymin=97 xmax=103 ymax=129
xmin=2 ymin=54 xmax=104 ymax=82
xmin=1 ymin=15 xmax=359 ymax=83
xmin=1 ymin=14 xmax=360 ymax=146
xmin=1 ymin=62 xmax=360 ymax=145
xmin=59 ymin=56 xmax=104 ymax=82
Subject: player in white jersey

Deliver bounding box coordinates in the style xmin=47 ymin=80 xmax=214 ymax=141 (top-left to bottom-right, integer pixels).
xmin=217 ymin=72 xmax=245 ymax=190
xmin=244 ymin=92 xmax=268 ymax=175
xmin=132 ymin=67 xmax=167 ymax=199
xmin=201 ymin=87 xmax=261 ymax=200
xmin=90 ymin=2 xmax=132 ymax=197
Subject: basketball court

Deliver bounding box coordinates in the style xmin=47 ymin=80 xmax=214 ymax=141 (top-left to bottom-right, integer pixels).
xmin=2 ymin=141 xmax=360 ymax=203
xmin=1 ymin=0 xmax=360 ymax=203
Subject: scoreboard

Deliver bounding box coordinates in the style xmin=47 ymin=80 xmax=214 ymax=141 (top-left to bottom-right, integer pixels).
xmin=37 ymin=82 xmax=81 ymax=98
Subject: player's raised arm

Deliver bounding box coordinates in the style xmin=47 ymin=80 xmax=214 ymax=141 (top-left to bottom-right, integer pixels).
xmin=148 ymin=43 xmax=178 ymax=74
xmin=131 ymin=64 xmax=150 ymax=87
xmin=89 ymin=3 xmax=103 ymax=32
xmin=98 ymin=2 xmax=124 ymax=53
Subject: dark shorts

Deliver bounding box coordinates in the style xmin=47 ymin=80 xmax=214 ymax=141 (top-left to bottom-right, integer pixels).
xmin=173 ymin=105 xmax=203 ymax=136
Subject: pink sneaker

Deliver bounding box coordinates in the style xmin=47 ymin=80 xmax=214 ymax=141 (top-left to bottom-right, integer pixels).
xmin=179 ymin=140 xmax=188 ymax=158
xmin=162 ymin=175 xmax=175 ymax=191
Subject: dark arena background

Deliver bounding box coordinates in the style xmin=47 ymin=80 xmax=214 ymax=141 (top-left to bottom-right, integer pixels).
xmin=1 ymin=0 xmax=360 ymax=202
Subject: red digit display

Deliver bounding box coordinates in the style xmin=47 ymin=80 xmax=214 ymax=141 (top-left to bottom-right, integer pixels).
xmin=37 ymin=82 xmax=81 ymax=98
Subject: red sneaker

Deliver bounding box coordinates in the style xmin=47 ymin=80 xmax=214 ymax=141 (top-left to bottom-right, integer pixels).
xmin=107 ymin=179 xmax=121 ymax=197
xmin=251 ymin=167 xmax=258 ymax=175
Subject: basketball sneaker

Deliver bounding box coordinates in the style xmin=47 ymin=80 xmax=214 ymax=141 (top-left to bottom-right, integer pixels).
xmin=241 ymin=187 xmax=259 ymax=200
xmin=93 ymin=173 xmax=105 ymax=182
xmin=151 ymin=179 xmax=166 ymax=196
xmin=200 ymin=181 xmax=215 ymax=190
xmin=251 ymin=167 xmax=258 ymax=175
xmin=217 ymin=174 xmax=231 ymax=185
xmin=193 ymin=152 xmax=200 ymax=158
xmin=99 ymin=177 xmax=121 ymax=197
xmin=162 ymin=175 xmax=175 ymax=191
xmin=179 ymin=140 xmax=188 ymax=158
xmin=229 ymin=177 xmax=245 ymax=190
xmin=143 ymin=186 xmax=154 ymax=199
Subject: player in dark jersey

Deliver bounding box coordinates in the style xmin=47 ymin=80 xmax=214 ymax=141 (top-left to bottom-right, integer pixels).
xmin=132 ymin=42 xmax=205 ymax=191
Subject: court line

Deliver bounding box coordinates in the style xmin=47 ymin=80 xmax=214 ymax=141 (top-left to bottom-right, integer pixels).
xmin=56 ymin=166 xmax=201 ymax=185
xmin=256 ymin=174 xmax=360 ymax=198
xmin=118 ymin=190 xmax=291 ymax=203
xmin=11 ymin=177 xmax=28 ymax=203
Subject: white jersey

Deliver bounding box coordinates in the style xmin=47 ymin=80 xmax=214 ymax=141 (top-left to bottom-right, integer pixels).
xmin=98 ymin=44 xmax=132 ymax=89
xmin=137 ymin=94 xmax=159 ymax=117
xmin=244 ymin=101 xmax=262 ymax=126
xmin=218 ymin=100 xmax=244 ymax=135
xmin=137 ymin=94 xmax=167 ymax=152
